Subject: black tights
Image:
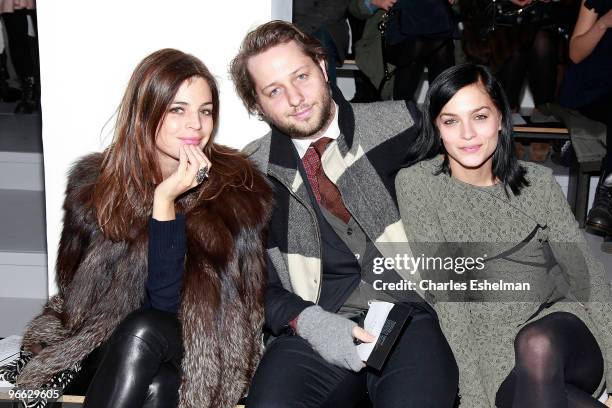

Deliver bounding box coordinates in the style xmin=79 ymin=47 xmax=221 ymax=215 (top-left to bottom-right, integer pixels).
xmin=496 ymin=312 xmax=605 ymax=408
xmin=1 ymin=9 xmax=39 ymax=79
xmin=496 ymin=29 xmax=558 ymax=110
xmin=386 ymin=37 xmax=455 ymax=101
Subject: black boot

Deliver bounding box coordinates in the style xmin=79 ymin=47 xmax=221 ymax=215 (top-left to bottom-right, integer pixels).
xmin=586 ymin=169 xmax=612 ymax=235
xmin=14 ymin=75 xmax=37 ymax=114
xmin=350 ymin=70 xmax=380 ymax=103
xmin=0 ymin=52 xmax=21 ymax=102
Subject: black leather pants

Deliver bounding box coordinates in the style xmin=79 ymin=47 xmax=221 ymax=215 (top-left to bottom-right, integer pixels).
xmin=82 ymin=308 xmax=183 ymax=408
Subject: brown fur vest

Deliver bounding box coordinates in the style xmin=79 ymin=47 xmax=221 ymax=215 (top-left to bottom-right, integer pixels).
xmin=16 ymin=149 xmax=273 ymax=407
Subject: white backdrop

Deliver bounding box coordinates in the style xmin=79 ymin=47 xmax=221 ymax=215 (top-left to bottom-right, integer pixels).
xmin=38 ymin=0 xmax=291 ymax=295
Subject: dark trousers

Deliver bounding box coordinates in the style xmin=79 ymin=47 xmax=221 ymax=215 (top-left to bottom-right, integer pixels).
xmin=386 ymin=37 xmax=455 ymax=102
xmin=313 ymin=28 xmax=339 ymax=85
xmin=1 ymin=9 xmax=38 ymax=79
xmin=579 ymin=91 xmax=612 ymax=172
xmin=75 ymin=308 xmax=182 ymax=408
xmin=496 ymin=29 xmax=558 ymax=110
xmin=247 ymin=309 xmax=459 ymax=408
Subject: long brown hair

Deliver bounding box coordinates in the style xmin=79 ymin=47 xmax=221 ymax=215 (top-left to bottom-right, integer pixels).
xmin=93 ymin=48 xmax=252 ymax=241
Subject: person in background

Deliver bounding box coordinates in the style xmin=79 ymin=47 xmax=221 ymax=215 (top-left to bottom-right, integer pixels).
xmin=346 ymin=10 xmax=381 ymax=102
xmin=293 ymin=0 xmax=351 ymax=85
xmin=0 ymin=48 xmax=272 ymax=408
xmin=461 ymin=0 xmax=566 ymax=161
xmin=560 ymin=0 xmax=612 ymax=241
xmin=0 ymin=0 xmax=39 ymax=113
xmin=350 ymin=0 xmax=456 ymax=101
xmin=397 ymin=62 xmax=612 ymax=408
xmin=0 ymin=18 xmax=21 ymax=103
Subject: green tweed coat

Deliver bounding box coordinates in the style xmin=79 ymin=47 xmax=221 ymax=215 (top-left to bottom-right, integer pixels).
xmin=396 ymin=157 xmax=612 ymax=407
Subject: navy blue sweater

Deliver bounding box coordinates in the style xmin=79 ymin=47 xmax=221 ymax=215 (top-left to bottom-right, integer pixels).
xmin=145 ymin=214 xmax=186 ymax=313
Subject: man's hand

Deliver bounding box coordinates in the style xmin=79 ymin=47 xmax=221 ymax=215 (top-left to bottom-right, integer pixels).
xmin=605 ymin=396 xmax=612 ymax=408
xmin=297 ymin=306 xmax=374 ymax=371
xmin=353 ymin=325 xmax=376 ymax=344
xmin=371 ymin=0 xmax=397 ymax=12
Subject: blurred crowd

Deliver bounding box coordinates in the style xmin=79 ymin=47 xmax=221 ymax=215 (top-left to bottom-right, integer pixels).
xmin=0 ymin=0 xmax=39 ymax=114
xmin=295 ymin=0 xmax=612 ymax=238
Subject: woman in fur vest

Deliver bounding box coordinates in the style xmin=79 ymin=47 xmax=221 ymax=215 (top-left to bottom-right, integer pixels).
xmin=0 ymin=48 xmax=273 ymax=407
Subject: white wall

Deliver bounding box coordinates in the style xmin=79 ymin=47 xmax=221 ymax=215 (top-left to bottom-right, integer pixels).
xmin=38 ymin=0 xmax=291 ymax=296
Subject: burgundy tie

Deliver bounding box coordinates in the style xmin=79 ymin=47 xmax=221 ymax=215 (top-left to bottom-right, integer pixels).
xmin=302 ymin=137 xmax=351 ymax=223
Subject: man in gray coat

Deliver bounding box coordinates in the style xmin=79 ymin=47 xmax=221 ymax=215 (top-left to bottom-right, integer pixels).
xmin=230 ymin=20 xmax=458 ymax=407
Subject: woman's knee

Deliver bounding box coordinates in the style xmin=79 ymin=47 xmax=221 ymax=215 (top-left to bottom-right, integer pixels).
xmin=513 ymin=321 xmax=559 ymax=381
xmin=515 ymin=324 xmax=555 ymax=360
xmin=108 ymin=308 xmax=182 ymax=361
xmin=113 ymin=308 xmax=179 ymax=342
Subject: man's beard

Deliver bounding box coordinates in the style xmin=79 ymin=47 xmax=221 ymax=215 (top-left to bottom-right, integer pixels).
xmin=271 ymin=88 xmax=334 ymax=139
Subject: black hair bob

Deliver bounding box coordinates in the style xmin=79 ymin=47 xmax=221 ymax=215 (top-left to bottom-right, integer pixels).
xmin=406 ymin=63 xmax=528 ymax=195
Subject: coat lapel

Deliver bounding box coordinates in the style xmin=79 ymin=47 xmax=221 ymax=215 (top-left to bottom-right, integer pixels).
xmin=321 ymin=101 xmax=425 ymax=296
xmin=268 ymin=127 xmax=312 ymax=204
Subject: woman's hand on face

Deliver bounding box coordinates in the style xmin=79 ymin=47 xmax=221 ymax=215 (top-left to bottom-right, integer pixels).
xmin=156 ymin=144 xmax=211 ymax=202
xmin=153 ymin=145 xmax=211 ymax=220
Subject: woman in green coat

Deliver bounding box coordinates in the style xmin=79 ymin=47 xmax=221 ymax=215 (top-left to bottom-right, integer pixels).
xmin=395 ymin=63 xmax=612 ymax=407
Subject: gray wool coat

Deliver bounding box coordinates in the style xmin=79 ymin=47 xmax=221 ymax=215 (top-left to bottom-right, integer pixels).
xmin=396 ymin=157 xmax=612 ymax=407
xmin=244 ymin=91 xmax=429 ymax=333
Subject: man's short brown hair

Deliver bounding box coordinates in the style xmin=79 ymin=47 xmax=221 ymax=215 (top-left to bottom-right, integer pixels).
xmin=229 ymin=20 xmax=327 ymax=115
